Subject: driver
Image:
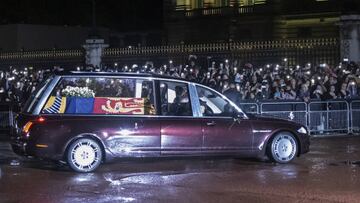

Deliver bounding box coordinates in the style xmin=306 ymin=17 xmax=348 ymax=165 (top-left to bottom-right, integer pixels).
xmin=170 ymin=86 xmax=191 ymax=116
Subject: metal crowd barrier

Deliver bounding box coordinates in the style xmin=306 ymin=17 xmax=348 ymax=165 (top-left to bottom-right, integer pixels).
xmin=238 ymin=100 xmax=360 ymax=136
xmin=260 ymin=101 xmax=308 ymax=127
xmin=351 ymin=101 xmax=360 ymax=134
xmin=238 ymin=101 xmax=259 ymax=114
xmin=308 ymin=100 xmax=349 ymax=135
xmin=0 ymin=103 xmax=13 ymax=133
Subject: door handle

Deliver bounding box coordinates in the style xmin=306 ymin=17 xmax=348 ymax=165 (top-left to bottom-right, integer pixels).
xmin=206 ymin=121 xmax=216 ymax=126
xmin=134 ymin=122 xmax=144 ymax=130
xmin=135 ymin=122 xmax=139 ymax=130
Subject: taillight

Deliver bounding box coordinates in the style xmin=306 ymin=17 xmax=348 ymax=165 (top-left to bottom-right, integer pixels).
xmin=22 ymin=117 xmax=45 ymax=134
xmin=22 ymin=121 xmax=33 ymax=134
xmin=37 ymin=117 xmax=46 ymax=122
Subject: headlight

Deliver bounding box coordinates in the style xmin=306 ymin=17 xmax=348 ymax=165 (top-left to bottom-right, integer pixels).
xmin=297 ymin=127 xmax=308 ymax=134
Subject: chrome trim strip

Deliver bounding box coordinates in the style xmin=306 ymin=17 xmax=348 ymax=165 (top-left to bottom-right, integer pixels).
xmin=60 ymin=75 xmax=191 ymax=85
xmin=38 ymin=113 xmax=235 ymax=120
xmin=112 ymin=148 xmax=161 ymax=152
xmin=151 ymin=79 xmax=157 ymax=116
xmin=189 ymin=83 xmax=202 ymax=117
xmin=107 ymin=146 xmax=246 ymax=150
xmin=162 ymin=150 xmax=249 ymax=154
xmin=252 ymin=130 xmax=272 ymax=133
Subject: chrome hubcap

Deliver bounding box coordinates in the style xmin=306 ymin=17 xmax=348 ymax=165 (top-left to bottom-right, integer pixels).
xmin=71 ymin=141 xmax=99 ymax=170
xmin=272 ymin=135 xmax=296 ymax=162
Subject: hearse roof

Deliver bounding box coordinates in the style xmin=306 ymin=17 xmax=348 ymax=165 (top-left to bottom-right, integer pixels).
xmin=55 ymin=71 xmax=189 ymax=82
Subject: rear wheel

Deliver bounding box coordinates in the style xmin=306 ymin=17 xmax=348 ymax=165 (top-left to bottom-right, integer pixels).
xmin=67 ymin=138 xmax=103 ymax=172
xmin=268 ymin=132 xmax=298 ymax=164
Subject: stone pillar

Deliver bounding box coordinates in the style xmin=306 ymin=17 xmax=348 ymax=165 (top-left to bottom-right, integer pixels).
xmin=339 ymin=15 xmax=360 ymax=63
xmin=83 ymin=38 xmax=109 ymax=70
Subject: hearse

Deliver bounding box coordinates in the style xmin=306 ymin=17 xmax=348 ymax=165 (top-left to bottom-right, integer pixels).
xmin=11 ymin=72 xmax=310 ymax=172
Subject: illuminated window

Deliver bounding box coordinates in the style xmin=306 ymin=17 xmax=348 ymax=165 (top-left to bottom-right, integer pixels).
xmin=176 ymin=0 xmax=191 ymax=10
xmin=176 ymin=0 xmax=265 ymax=10
xmin=230 ymin=0 xmax=266 ymax=6
xmin=203 ymin=0 xmax=216 ymax=8
xmin=239 ymin=0 xmax=266 ymax=6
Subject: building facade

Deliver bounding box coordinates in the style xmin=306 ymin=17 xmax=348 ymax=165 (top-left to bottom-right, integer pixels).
xmin=0 ymin=24 xmax=110 ymax=52
xmin=0 ymin=0 xmax=359 ymax=68
xmin=164 ymin=0 xmax=358 ymax=44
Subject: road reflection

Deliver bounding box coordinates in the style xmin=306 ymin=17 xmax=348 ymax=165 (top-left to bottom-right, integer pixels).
xmin=1 ymin=137 xmax=360 ymax=202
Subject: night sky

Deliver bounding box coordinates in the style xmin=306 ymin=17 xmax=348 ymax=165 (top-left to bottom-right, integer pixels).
xmin=0 ymin=0 xmax=163 ymax=31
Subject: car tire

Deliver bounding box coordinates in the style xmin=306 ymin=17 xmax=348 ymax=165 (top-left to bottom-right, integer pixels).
xmin=268 ymin=132 xmax=298 ymax=164
xmin=67 ymin=138 xmax=103 ymax=172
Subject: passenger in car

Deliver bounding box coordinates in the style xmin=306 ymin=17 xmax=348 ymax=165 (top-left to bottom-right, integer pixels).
xmin=115 ymin=85 xmax=124 ymax=97
xmin=170 ymin=86 xmax=191 ymax=116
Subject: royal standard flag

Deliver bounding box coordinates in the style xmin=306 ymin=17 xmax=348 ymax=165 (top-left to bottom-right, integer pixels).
xmin=93 ymin=97 xmax=144 ymax=115
xmin=42 ymin=96 xmax=67 ymax=114
xmin=65 ymin=97 xmax=94 ymax=114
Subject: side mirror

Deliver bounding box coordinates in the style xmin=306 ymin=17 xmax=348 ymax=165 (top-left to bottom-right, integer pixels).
xmin=232 ymin=111 xmax=241 ymax=119
xmin=232 ymin=111 xmax=246 ymax=120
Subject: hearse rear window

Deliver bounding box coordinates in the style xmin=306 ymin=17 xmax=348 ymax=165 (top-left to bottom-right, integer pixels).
xmin=41 ymin=77 xmax=156 ymax=115
xmin=23 ymin=76 xmax=53 ymax=114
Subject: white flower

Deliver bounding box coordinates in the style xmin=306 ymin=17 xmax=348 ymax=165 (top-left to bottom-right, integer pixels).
xmin=61 ymin=86 xmax=95 ymax=97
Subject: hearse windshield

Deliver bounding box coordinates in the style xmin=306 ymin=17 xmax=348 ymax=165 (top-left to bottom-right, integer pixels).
xmin=23 ymin=76 xmax=54 ymax=114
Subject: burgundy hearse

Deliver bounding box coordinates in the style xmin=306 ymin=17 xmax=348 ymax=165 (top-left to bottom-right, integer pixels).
xmin=11 ymin=72 xmax=310 ymax=172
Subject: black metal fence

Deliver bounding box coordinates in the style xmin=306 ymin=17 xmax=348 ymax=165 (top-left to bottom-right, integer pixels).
xmin=0 ymin=38 xmax=340 ymax=68
xmin=0 ymin=103 xmax=15 ymax=136
xmin=103 ymin=38 xmax=340 ymax=67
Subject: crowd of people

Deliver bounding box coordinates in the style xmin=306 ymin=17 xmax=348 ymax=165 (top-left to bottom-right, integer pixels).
xmin=106 ymin=58 xmax=360 ymax=103
xmin=1 ymin=58 xmax=360 ymax=107
xmin=0 ymin=67 xmax=46 ymax=105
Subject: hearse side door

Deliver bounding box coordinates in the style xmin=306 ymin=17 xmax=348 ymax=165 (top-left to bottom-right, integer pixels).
xmin=157 ymin=80 xmax=203 ymax=155
xmin=100 ymin=116 xmax=161 ymax=157
xmin=195 ymin=85 xmax=253 ymax=152
xmin=102 ymin=77 xmax=161 ymax=157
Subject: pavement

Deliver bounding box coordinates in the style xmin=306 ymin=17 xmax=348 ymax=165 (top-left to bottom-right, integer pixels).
xmin=1 ymin=136 xmax=360 ymax=203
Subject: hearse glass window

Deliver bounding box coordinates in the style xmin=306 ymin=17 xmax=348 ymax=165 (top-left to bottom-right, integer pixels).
xmin=41 ymin=77 xmax=156 ymax=115
xmin=159 ymin=81 xmax=192 ymax=116
xmin=23 ymin=76 xmax=53 ymax=114
xmin=196 ymin=85 xmax=237 ymax=117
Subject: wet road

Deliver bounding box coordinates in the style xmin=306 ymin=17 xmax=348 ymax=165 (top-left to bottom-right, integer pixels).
xmin=1 ymin=136 xmax=360 ymax=203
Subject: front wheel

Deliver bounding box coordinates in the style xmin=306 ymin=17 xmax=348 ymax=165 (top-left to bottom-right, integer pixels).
xmin=268 ymin=132 xmax=298 ymax=164
xmin=67 ymin=138 xmax=103 ymax=172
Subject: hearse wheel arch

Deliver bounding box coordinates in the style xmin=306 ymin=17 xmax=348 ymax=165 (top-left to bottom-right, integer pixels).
xmin=266 ymin=131 xmax=299 ymax=164
xmin=65 ymin=136 xmax=105 ymax=172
